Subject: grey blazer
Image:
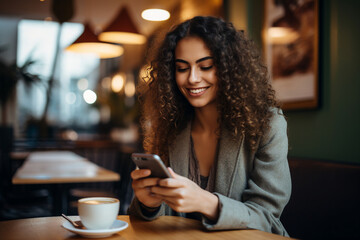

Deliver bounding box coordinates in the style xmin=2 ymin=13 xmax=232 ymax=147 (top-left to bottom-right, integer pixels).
xmin=129 ymin=109 xmax=291 ymax=236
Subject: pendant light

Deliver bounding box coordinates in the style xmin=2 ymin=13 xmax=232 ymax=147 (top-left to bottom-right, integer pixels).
xmin=66 ymin=23 xmax=124 ymax=59
xmin=98 ymin=6 xmax=146 ymax=45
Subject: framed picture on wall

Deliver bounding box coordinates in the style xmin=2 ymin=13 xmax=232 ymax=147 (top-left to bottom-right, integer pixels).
xmin=263 ymin=0 xmax=319 ymax=110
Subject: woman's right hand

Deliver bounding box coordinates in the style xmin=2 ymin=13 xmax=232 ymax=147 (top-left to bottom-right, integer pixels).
xmin=131 ymin=169 xmax=163 ymax=208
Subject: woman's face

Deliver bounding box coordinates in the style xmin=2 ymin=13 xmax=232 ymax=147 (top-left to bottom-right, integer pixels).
xmin=175 ymin=36 xmax=218 ymax=109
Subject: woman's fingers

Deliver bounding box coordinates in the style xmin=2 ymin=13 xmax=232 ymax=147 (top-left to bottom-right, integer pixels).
xmin=131 ymin=169 xmax=161 ymax=189
xmin=150 ymin=186 xmax=178 ymax=197
xmin=130 ymin=169 xmax=165 ymax=208
xmin=157 ymin=168 xmax=187 ymax=187
xmin=132 ymin=177 xmax=160 ymax=189
xmin=157 ymin=178 xmax=183 ymax=188
xmin=162 ymin=196 xmax=183 ymax=207
xmin=135 ymin=188 xmax=163 ymax=208
xmin=131 ymin=169 xmax=151 ymax=180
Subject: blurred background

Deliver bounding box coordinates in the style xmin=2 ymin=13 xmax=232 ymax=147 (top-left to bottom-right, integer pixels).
xmin=0 ymin=0 xmax=224 ymax=142
xmin=0 ymin=0 xmax=359 ymax=239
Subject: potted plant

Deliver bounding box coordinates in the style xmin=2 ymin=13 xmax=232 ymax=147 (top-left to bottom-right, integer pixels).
xmin=0 ymin=58 xmax=40 ymax=204
xmin=0 ymin=58 xmax=41 ymax=127
xmin=0 ymin=57 xmax=41 ymax=168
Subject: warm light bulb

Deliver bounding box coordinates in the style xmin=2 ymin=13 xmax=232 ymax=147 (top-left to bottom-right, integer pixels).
xmin=141 ymin=9 xmax=170 ymax=21
xmin=125 ymin=81 xmax=136 ymax=97
xmin=111 ymin=74 xmax=125 ymax=92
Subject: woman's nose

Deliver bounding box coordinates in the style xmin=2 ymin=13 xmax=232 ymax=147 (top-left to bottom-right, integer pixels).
xmin=189 ymin=68 xmax=201 ymax=83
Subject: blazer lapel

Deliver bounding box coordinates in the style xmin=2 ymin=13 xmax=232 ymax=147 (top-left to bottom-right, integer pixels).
xmin=168 ymin=122 xmax=191 ymax=177
xmin=214 ymin=128 xmax=243 ymax=196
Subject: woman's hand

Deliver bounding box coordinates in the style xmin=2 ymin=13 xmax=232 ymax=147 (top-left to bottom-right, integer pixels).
xmin=151 ymin=168 xmax=219 ymax=220
xmin=131 ymin=169 xmax=163 ymax=208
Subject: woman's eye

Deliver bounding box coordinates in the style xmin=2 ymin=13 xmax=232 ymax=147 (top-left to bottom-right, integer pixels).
xmin=176 ymin=67 xmax=189 ymax=73
xmin=201 ymin=65 xmax=213 ymax=71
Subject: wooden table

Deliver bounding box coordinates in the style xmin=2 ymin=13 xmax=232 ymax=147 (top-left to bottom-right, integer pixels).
xmin=0 ymin=215 xmax=295 ymax=240
xmin=11 ymin=151 xmax=120 ymax=214
xmin=12 ymin=151 xmax=120 ymax=184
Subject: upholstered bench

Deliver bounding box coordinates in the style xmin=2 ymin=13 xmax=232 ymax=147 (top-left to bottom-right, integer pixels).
xmin=281 ymin=158 xmax=360 ymax=240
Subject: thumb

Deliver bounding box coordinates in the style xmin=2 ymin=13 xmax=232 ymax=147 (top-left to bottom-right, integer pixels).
xmin=167 ymin=167 xmax=178 ymax=178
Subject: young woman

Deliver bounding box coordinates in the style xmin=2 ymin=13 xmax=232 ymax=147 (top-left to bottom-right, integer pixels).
xmin=128 ymin=16 xmax=291 ymax=236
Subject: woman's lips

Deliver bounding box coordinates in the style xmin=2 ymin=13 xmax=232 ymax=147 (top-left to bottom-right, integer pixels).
xmin=187 ymin=87 xmax=209 ymax=96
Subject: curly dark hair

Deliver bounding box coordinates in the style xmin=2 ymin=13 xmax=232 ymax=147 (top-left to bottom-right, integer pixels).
xmin=138 ymin=16 xmax=280 ymax=164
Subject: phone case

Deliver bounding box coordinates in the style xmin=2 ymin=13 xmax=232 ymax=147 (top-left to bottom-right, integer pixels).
xmin=131 ymin=153 xmax=172 ymax=178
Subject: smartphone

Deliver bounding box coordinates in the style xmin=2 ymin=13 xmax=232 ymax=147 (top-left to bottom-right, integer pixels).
xmin=131 ymin=153 xmax=172 ymax=179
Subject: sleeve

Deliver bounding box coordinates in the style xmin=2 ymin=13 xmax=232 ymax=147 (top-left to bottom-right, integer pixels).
xmin=127 ymin=197 xmax=166 ymax=220
xmin=202 ymin=111 xmax=291 ymax=236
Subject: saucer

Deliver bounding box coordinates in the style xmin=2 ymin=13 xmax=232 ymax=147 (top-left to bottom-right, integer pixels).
xmin=62 ymin=217 xmax=128 ymax=238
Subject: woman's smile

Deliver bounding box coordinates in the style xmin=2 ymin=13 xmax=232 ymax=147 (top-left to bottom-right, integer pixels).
xmin=187 ymin=87 xmax=210 ymax=96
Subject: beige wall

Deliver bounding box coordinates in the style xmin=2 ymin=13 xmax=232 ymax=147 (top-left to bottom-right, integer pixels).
xmin=227 ymin=0 xmax=247 ymax=31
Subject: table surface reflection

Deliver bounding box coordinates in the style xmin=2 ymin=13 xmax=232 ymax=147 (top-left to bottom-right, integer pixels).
xmin=12 ymin=150 xmax=120 ymax=184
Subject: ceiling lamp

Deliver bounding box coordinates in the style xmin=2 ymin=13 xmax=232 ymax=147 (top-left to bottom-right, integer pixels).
xmin=66 ymin=23 xmax=124 ymax=59
xmin=98 ymin=6 xmax=146 ymax=45
xmin=141 ymin=9 xmax=170 ymax=21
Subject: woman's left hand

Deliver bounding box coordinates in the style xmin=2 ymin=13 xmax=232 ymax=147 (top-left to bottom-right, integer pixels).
xmin=150 ymin=168 xmax=219 ymax=220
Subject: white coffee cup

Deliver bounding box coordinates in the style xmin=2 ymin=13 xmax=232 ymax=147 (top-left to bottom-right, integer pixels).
xmin=78 ymin=197 xmax=120 ymax=230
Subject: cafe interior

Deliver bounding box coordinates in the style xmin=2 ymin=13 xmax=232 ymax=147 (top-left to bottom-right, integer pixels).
xmin=0 ymin=0 xmax=359 ymax=239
